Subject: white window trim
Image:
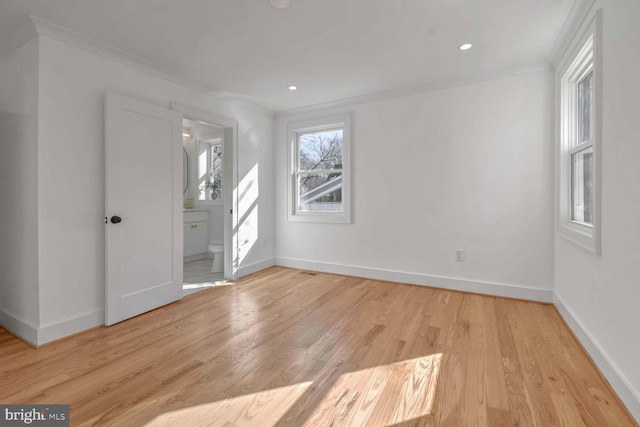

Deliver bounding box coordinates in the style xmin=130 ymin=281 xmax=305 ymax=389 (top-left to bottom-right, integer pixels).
xmin=556 ymin=9 xmax=602 ymax=254
xmin=287 ymin=113 xmax=352 ymax=224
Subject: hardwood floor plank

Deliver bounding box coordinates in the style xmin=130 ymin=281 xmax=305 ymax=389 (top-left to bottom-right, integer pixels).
xmin=0 ymin=267 xmax=636 ymax=427
xmin=507 ymin=301 xmax=562 ymax=426
xmin=494 ymin=298 xmax=538 ymax=426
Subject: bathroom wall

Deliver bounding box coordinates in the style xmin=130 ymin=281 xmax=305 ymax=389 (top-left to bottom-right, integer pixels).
xmin=275 ymin=70 xmax=555 ymax=300
xmin=554 ymin=0 xmax=640 ymax=419
xmin=32 ymin=34 xmax=275 ymax=343
xmin=0 ymin=38 xmax=40 ymax=342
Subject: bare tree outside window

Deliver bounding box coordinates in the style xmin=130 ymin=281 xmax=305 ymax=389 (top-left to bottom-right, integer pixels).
xmin=297 ymin=129 xmax=343 ymax=212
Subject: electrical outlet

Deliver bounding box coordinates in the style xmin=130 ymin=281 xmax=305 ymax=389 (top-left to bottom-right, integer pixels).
xmin=456 ymin=250 xmax=465 ymax=262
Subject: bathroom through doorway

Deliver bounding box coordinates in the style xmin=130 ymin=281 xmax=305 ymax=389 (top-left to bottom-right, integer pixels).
xmin=173 ymin=103 xmax=239 ymax=296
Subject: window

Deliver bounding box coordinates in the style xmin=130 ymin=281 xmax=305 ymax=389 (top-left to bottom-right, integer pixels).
xmin=557 ymin=10 xmax=601 ymax=253
xmin=197 ymin=137 xmax=223 ymax=202
xmin=287 ymin=114 xmax=351 ymax=223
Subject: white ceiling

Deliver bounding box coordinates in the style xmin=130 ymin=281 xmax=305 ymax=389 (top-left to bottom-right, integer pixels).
xmin=0 ymin=0 xmax=576 ymax=112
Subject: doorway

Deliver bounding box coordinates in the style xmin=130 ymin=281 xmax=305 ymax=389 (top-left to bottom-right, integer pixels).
xmin=172 ymin=103 xmax=239 ymax=295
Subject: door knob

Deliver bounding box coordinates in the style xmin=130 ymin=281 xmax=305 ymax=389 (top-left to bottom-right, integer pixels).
xmin=110 ymin=215 xmax=122 ymax=224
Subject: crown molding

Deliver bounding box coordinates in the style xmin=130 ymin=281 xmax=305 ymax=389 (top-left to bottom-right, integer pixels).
xmin=26 ymin=16 xmax=276 ymax=117
xmin=275 ymin=61 xmax=553 ymax=118
xmin=0 ymin=15 xmax=38 ymax=62
xmin=548 ymin=0 xmax=597 ymax=67
xmin=209 ymin=91 xmax=276 ymax=118
xmin=28 ymin=15 xmax=214 ymax=94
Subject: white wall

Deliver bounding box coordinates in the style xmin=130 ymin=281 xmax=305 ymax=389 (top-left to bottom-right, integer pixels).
xmin=0 ymin=38 xmax=40 ymax=342
xmin=554 ymin=0 xmax=640 ymax=419
xmin=275 ymin=71 xmax=555 ymax=299
xmin=35 ymin=35 xmax=275 ymax=339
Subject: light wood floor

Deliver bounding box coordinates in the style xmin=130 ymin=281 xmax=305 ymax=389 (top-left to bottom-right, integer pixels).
xmin=0 ymin=267 xmax=636 ymax=426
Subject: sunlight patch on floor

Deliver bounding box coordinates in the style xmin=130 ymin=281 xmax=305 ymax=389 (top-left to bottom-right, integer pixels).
xmin=182 ymin=281 xmax=236 ymax=296
xmin=306 ymin=353 xmax=443 ymax=426
xmin=182 ymin=281 xmax=232 ymax=290
xmin=145 ymin=381 xmax=312 ymax=427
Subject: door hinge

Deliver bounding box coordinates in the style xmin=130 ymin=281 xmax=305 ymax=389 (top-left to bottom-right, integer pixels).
xmin=230 ymin=209 xmax=233 ymax=214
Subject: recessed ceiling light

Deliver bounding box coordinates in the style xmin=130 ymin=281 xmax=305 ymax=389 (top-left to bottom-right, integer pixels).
xmin=459 ymin=43 xmax=473 ymax=51
xmin=288 ymin=85 xmax=298 ymax=91
xmin=270 ymin=0 xmax=290 ymax=9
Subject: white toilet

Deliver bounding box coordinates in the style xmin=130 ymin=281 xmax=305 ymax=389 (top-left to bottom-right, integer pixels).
xmin=208 ymin=239 xmax=224 ymax=273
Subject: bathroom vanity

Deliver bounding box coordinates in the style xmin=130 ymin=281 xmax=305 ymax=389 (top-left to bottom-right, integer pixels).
xmin=183 ymin=209 xmax=209 ymax=258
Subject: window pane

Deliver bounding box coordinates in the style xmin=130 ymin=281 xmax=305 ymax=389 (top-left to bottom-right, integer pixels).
xmin=209 ymin=144 xmax=223 ymax=200
xmin=298 ymin=172 xmax=342 ymax=212
xmin=571 ymin=147 xmax=593 ymax=224
xmin=198 ymin=142 xmax=222 ymax=201
xmin=578 ymin=70 xmax=593 ymax=144
xmin=299 ymin=129 xmax=343 ymax=171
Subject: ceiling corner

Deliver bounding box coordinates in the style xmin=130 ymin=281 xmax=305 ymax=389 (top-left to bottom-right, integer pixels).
xmin=547 ymin=0 xmax=597 ymax=67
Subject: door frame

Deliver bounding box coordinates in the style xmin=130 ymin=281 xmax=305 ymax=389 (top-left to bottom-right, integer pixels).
xmin=171 ymin=102 xmax=239 ymax=281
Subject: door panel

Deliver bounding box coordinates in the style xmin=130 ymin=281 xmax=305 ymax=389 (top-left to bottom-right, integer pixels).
xmin=105 ymin=92 xmax=183 ymax=326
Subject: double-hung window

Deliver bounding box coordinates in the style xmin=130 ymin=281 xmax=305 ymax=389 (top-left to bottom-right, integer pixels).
xmin=197 ymin=137 xmax=223 ymax=202
xmin=287 ymin=114 xmax=351 ymax=223
xmin=557 ymin=10 xmax=601 ymax=253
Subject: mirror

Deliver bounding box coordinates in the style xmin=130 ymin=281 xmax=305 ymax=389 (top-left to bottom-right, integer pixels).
xmin=183 ymin=147 xmax=188 ymax=194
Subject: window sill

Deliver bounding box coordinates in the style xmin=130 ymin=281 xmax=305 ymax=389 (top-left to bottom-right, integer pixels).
xmin=557 ymin=222 xmax=600 ymax=254
xmin=288 ymin=212 xmax=351 ymax=224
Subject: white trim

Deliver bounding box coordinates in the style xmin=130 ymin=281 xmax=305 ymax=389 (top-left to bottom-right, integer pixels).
xmin=0 ymin=308 xmax=104 ymax=346
xmin=287 ymin=114 xmax=352 ymax=224
xmin=24 ymin=16 xmax=275 ymax=116
xmin=170 ymin=103 xmax=240 ymax=281
xmin=275 ymin=257 xmax=553 ymax=303
xmin=211 ymin=91 xmax=276 ymax=118
xmin=554 ymin=294 xmax=640 ymax=423
xmin=0 ymin=15 xmax=38 ymax=62
xmin=238 ymin=258 xmax=276 ymax=278
xmin=0 ymin=308 xmax=39 ymax=346
xmin=184 ymin=253 xmax=208 ymax=263
xmin=38 ymin=310 xmax=104 ymax=346
xmin=276 ymin=62 xmax=551 ymax=118
xmin=556 ymin=8 xmax=602 ymax=255
xmin=28 ymin=16 xmax=212 ymax=94
xmin=548 ymin=0 xmax=597 ymax=66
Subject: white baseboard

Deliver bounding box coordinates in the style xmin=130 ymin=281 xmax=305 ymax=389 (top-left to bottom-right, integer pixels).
xmin=554 ymin=294 xmax=640 ymax=423
xmin=0 ymin=308 xmax=38 ymax=346
xmin=184 ymin=253 xmax=208 ymax=263
xmin=37 ymin=309 xmax=104 ymax=346
xmin=238 ymin=258 xmax=276 ymax=278
xmin=275 ymin=257 xmax=553 ymax=303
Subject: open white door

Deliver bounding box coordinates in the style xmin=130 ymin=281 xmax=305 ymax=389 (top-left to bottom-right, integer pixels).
xmin=105 ymin=92 xmax=183 ymax=326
